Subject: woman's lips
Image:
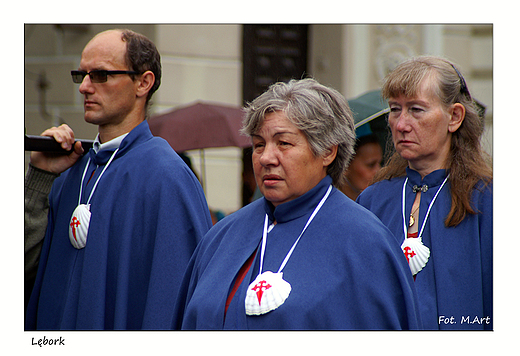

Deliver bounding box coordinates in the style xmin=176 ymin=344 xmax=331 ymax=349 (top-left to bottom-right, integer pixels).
xmin=398 ymin=139 xmax=415 ymax=146
xmin=262 ymin=174 xmax=283 ymax=187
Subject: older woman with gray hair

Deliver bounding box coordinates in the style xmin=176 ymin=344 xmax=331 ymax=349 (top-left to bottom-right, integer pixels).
xmin=173 ymin=78 xmax=421 ymax=330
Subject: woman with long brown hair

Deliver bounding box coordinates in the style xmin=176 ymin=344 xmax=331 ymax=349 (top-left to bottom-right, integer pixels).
xmin=357 ymin=56 xmax=492 ymax=330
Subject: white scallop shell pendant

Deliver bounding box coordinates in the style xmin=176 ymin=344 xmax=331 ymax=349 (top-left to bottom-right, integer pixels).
xmin=401 ymin=237 xmax=430 ymax=276
xmin=69 ymin=204 xmax=91 ymax=249
xmin=245 ymin=271 xmax=292 ymax=316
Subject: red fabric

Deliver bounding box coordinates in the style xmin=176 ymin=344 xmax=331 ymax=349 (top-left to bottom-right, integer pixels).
xmin=86 ymin=169 xmax=96 ymax=185
xmin=225 ymin=250 xmax=257 ymax=316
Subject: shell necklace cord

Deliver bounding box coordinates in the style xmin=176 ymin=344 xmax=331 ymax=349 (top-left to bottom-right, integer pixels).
xmin=400 ymin=174 xmax=449 ymax=276
xmin=68 ymin=148 xmax=119 ymax=249
xmin=245 ymin=185 xmax=332 ymax=316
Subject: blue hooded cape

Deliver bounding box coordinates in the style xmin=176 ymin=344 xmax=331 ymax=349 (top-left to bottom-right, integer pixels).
xmin=173 ymin=176 xmax=422 ymax=330
xmin=26 ymin=120 xmax=212 ymax=330
xmin=357 ymin=168 xmax=492 ymax=330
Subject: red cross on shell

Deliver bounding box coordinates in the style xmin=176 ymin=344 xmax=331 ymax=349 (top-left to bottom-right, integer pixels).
xmin=69 ymin=204 xmax=91 ymax=249
xmin=245 ymin=271 xmax=292 ymax=315
xmin=401 ymin=238 xmax=430 ymax=276
xmin=252 ymin=280 xmax=272 ymax=305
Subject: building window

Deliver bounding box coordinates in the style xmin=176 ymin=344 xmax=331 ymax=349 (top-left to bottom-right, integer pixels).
xmin=242 ymin=24 xmax=308 ymax=103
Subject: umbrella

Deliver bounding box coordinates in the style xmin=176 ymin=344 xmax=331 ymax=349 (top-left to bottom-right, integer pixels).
xmin=348 ymin=90 xmax=391 ymax=160
xmin=350 ymin=90 xmax=390 ymax=130
xmin=148 ymin=101 xmax=251 ymax=193
xmin=148 ymin=101 xmax=251 ymax=152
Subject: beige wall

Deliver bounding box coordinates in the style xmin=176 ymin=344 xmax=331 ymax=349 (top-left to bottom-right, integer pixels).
xmin=154 ymin=25 xmax=243 ymax=213
xmin=154 ymin=24 xmax=242 ymax=109
xmin=25 ymin=24 xmax=493 ymax=213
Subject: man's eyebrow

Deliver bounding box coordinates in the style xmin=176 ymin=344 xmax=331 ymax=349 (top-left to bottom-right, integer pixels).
xmin=77 ymin=66 xmax=107 ymax=72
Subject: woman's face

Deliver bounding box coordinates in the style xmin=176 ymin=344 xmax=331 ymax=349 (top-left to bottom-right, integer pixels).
xmin=346 ymin=141 xmax=382 ymax=191
xmin=387 ymin=79 xmax=464 ymax=176
xmin=252 ymin=111 xmax=335 ymax=207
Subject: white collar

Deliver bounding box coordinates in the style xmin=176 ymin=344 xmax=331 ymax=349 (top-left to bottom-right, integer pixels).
xmin=93 ymin=133 xmax=128 ymax=153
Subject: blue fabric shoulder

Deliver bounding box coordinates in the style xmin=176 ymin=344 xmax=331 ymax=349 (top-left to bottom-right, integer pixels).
xmin=174 ymin=180 xmax=422 ymax=330
xmin=26 ymin=120 xmax=212 ymax=330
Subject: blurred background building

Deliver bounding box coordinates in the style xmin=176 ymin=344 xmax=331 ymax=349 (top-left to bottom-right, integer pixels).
xmin=24 ymin=24 xmax=493 ymax=215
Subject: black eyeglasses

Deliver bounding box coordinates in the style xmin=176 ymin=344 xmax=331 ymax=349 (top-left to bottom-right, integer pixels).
xmin=71 ymin=70 xmax=140 ymax=84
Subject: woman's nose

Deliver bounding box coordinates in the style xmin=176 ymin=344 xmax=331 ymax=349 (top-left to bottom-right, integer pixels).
xmin=394 ymin=112 xmax=412 ymax=132
xmin=259 ymin=143 xmax=279 ymax=167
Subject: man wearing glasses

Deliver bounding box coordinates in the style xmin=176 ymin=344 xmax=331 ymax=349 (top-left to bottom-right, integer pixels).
xmin=25 ymin=29 xmax=213 ymax=330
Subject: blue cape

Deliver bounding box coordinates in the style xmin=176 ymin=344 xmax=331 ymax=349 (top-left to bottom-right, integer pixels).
xmin=26 ymin=120 xmax=212 ymax=330
xmin=174 ymin=176 xmax=422 ymax=330
xmin=357 ymin=168 xmax=493 ymax=330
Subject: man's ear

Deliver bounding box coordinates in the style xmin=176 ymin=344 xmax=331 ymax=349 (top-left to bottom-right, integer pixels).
xmin=136 ymin=70 xmax=155 ymax=99
xmin=448 ymin=103 xmax=465 ymax=133
xmin=323 ymin=145 xmax=338 ymax=167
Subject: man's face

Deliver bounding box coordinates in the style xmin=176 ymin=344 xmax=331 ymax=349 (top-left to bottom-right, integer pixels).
xmin=77 ymin=31 xmax=140 ymax=139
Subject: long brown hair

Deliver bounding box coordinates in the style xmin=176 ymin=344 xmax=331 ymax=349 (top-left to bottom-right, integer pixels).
xmin=374 ymin=56 xmax=492 ymax=227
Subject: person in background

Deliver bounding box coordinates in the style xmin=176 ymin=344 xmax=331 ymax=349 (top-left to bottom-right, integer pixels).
xmin=357 ymin=56 xmax=492 ymax=330
xmin=173 ymin=78 xmax=421 ymax=330
xmin=25 ymin=29 xmax=212 ymax=330
xmin=339 ymin=129 xmax=382 ymax=200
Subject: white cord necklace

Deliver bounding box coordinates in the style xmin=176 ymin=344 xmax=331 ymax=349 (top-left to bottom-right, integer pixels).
xmin=68 ymin=148 xmax=119 ymax=249
xmin=400 ymin=174 xmax=449 ymax=275
xmin=245 ymin=185 xmax=332 ymax=316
